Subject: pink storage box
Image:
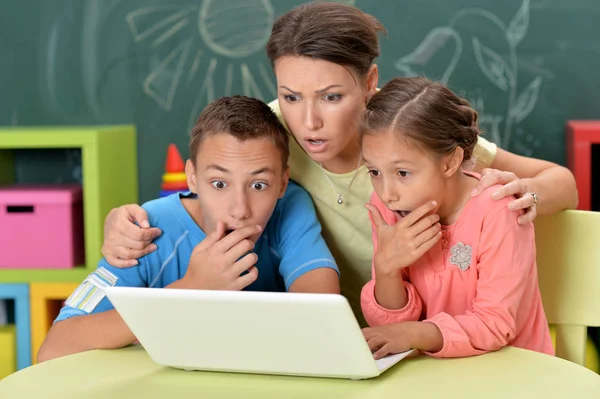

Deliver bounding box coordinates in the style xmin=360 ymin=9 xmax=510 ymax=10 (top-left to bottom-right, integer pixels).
xmin=0 ymin=185 xmax=85 ymax=268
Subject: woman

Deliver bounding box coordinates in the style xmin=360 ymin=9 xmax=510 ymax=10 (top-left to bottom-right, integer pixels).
xmin=101 ymin=2 xmax=577 ymax=324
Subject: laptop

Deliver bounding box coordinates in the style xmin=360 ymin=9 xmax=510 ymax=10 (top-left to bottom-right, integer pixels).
xmin=103 ymin=286 xmax=413 ymax=380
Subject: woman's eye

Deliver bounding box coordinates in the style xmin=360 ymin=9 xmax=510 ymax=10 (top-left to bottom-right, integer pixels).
xmin=211 ymin=181 xmax=227 ymax=189
xmin=367 ymin=169 xmax=380 ymax=177
xmin=283 ymin=94 xmax=300 ymax=103
xmin=252 ymin=182 xmax=268 ymax=191
xmin=323 ymin=93 xmax=342 ymax=102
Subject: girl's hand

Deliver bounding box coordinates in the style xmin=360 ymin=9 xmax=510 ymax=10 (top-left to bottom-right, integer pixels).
xmin=471 ymin=168 xmax=538 ymax=224
xmin=366 ymin=201 xmax=441 ymax=276
xmin=362 ymin=323 xmax=413 ymax=360
xmin=101 ymin=205 xmax=162 ymax=267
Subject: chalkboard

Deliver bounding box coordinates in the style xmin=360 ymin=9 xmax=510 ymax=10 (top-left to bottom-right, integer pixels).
xmin=1 ymin=0 xmax=599 ymax=202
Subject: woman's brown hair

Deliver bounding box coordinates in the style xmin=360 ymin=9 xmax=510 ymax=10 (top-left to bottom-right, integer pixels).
xmin=266 ymin=2 xmax=386 ymax=76
xmin=363 ymin=77 xmax=480 ymax=162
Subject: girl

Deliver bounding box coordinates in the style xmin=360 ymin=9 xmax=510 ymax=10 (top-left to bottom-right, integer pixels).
xmin=360 ymin=76 xmax=553 ymax=359
xmin=100 ymin=2 xmax=577 ymax=325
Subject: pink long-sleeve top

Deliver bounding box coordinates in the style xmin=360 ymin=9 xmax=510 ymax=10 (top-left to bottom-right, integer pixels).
xmin=361 ymin=179 xmax=554 ymax=358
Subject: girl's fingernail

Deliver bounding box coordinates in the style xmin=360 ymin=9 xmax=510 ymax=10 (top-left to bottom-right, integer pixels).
xmin=471 ymin=189 xmax=478 ymax=196
xmin=518 ymin=217 xmax=524 ymax=224
xmin=508 ymin=202 xmax=516 ymax=211
xmin=492 ymin=191 xmax=501 ymax=200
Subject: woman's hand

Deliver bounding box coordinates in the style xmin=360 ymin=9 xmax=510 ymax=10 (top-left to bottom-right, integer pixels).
xmin=101 ymin=205 xmax=162 ymax=267
xmin=471 ymin=168 xmax=537 ymax=224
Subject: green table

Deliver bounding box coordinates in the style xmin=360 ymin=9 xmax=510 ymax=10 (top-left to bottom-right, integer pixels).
xmin=1 ymin=345 xmax=599 ymax=398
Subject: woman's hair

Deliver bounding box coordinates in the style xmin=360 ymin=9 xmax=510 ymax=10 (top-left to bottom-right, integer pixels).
xmin=266 ymin=2 xmax=386 ymax=76
xmin=363 ymin=77 xmax=480 ymax=161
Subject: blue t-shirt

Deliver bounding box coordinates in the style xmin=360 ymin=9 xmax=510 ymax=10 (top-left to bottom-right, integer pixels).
xmin=55 ymin=181 xmax=338 ymax=322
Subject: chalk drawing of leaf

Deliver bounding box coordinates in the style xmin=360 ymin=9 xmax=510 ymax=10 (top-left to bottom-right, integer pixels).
xmin=507 ymin=0 xmax=530 ymax=47
xmin=394 ymin=27 xmax=462 ymax=84
xmin=472 ymin=37 xmax=514 ymax=91
xmin=510 ymin=76 xmax=542 ymax=123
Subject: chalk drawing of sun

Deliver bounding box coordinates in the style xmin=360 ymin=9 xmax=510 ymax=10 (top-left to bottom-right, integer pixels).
xmin=126 ymin=0 xmax=277 ymax=130
xmin=126 ymin=0 xmax=357 ymax=130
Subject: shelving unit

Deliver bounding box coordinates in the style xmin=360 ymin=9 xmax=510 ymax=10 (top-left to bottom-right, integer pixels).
xmin=0 ymin=125 xmax=138 ymax=371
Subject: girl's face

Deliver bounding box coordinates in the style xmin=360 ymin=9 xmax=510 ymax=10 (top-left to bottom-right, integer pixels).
xmin=362 ymin=130 xmax=447 ymax=218
xmin=274 ymin=56 xmax=377 ymax=164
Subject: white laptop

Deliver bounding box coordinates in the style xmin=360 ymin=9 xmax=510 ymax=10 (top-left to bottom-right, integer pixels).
xmin=104 ymin=286 xmax=413 ymax=380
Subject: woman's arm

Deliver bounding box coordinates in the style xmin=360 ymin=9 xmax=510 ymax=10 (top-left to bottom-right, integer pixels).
xmin=473 ymin=148 xmax=578 ymax=223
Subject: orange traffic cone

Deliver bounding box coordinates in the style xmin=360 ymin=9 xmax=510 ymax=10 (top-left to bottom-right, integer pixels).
xmin=165 ymin=144 xmax=184 ymax=173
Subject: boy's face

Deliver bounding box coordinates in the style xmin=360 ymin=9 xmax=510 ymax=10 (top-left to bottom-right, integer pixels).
xmin=186 ymin=132 xmax=290 ymax=242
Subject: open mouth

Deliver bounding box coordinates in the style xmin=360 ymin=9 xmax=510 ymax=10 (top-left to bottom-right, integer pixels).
xmin=394 ymin=210 xmax=411 ymax=218
xmin=224 ymin=229 xmax=235 ymax=236
xmin=304 ymin=137 xmax=329 ymax=153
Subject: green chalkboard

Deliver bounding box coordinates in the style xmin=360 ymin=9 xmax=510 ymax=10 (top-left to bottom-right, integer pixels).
xmin=1 ymin=0 xmax=599 ymax=202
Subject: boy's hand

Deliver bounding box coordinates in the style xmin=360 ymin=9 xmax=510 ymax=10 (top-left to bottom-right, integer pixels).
xmin=366 ymin=201 xmax=441 ymax=276
xmin=182 ymin=222 xmax=261 ymax=291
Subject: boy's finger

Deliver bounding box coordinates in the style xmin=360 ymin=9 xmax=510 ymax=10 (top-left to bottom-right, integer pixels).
xmin=235 ymin=265 xmax=259 ymax=290
xmin=365 ymin=204 xmax=388 ymax=230
xmin=214 ymin=225 xmax=262 ymax=253
xmin=195 ymin=221 xmax=225 ymax=251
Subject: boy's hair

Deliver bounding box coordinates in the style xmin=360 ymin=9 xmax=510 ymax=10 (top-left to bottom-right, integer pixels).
xmin=363 ymin=77 xmax=480 ymax=162
xmin=189 ymin=96 xmax=289 ymax=168
xmin=266 ymin=2 xmax=386 ymax=77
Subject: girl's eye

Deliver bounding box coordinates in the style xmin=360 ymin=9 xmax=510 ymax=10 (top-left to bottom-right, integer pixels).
xmin=283 ymin=94 xmax=300 ymax=103
xmin=211 ymin=181 xmax=227 ymax=189
xmin=252 ymin=182 xmax=268 ymax=191
xmin=398 ymin=170 xmax=411 ymax=178
xmin=322 ymin=93 xmax=342 ymax=102
xmin=367 ymin=169 xmax=380 ymax=177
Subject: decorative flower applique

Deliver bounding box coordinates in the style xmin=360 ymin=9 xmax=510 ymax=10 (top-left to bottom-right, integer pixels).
xmin=450 ymin=242 xmax=472 ymax=271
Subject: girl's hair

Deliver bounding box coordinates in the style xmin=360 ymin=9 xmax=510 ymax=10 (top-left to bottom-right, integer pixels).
xmin=363 ymin=77 xmax=480 ymax=161
xmin=266 ymin=2 xmax=386 ymax=76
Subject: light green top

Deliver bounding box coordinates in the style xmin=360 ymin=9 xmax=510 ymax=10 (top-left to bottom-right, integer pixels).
xmin=1 ymin=345 xmax=598 ymax=397
xmin=269 ymin=100 xmax=497 ymax=324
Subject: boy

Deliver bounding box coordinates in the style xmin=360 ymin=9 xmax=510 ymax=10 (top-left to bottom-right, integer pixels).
xmin=38 ymin=96 xmax=340 ymax=362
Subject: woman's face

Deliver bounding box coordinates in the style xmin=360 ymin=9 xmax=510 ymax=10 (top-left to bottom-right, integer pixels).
xmin=274 ymin=56 xmax=377 ymax=164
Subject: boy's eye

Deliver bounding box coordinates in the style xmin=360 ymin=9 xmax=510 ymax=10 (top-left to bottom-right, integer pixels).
xmin=367 ymin=169 xmax=380 ymax=177
xmin=283 ymin=94 xmax=300 ymax=103
xmin=252 ymin=182 xmax=268 ymax=191
xmin=398 ymin=170 xmax=411 ymax=178
xmin=322 ymin=93 xmax=342 ymax=102
xmin=211 ymin=180 xmax=227 ymax=189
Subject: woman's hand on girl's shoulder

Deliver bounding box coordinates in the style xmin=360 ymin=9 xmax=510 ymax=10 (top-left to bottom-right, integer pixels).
xmin=470 ymin=168 xmax=537 ymax=224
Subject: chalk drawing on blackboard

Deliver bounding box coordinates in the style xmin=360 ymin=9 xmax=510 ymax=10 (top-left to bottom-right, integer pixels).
xmin=126 ymin=0 xmax=277 ymax=129
xmin=198 ymin=0 xmax=274 ymax=58
xmin=126 ymin=5 xmax=198 ymax=45
xmin=394 ymin=0 xmax=545 ymax=151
